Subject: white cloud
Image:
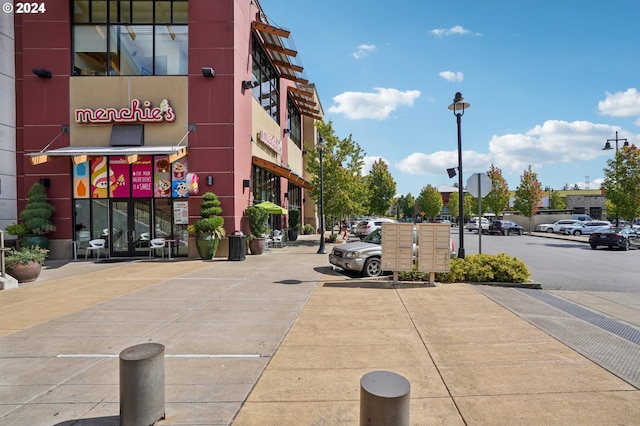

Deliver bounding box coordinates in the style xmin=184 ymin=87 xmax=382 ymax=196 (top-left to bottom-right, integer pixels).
xmin=598 ymin=88 xmax=640 ymax=125
xmin=396 ymin=150 xmax=492 ymax=176
xmin=396 ymin=120 xmax=627 ymax=177
xmin=489 ymin=120 xmax=617 ymax=172
xmin=439 ymin=71 xmax=464 ymax=82
xmin=353 ymin=44 xmax=377 ymax=59
xmin=430 ymin=25 xmax=480 ymax=37
xmin=362 ymin=156 xmax=388 ymax=175
xmin=328 ymin=88 xmax=421 ymax=120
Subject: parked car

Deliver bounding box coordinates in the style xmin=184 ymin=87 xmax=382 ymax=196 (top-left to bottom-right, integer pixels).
xmin=466 ymin=217 xmax=489 ymax=233
xmin=488 ymin=220 xmax=524 ymax=235
xmin=561 ymin=221 xmax=611 ymax=236
xmin=589 ymin=227 xmax=640 ymax=250
xmin=572 ymin=214 xmax=593 ymax=222
xmin=329 ymin=227 xmax=455 ymax=277
xmin=353 ymin=218 xmax=396 ymax=239
xmin=535 ymin=219 xmax=580 ymax=233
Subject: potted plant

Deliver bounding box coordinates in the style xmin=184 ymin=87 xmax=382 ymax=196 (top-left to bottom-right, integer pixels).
xmin=287 ymin=209 xmax=301 ymax=241
xmin=188 ymin=192 xmax=225 ymax=260
xmin=245 ymin=205 xmax=269 ymax=255
xmin=5 ymin=246 xmax=49 ymax=283
xmin=9 ymin=183 xmax=56 ymax=249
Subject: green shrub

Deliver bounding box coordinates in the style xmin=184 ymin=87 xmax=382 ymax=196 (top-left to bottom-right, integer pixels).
xmin=303 ymin=224 xmax=315 ymax=234
xmin=189 ymin=192 xmax=225 ymax=238
xmin=398 ymin=253 xmax=531 ymax=283
xmin=18 ymin=183 xmax=56 ymax=235
xmin=289 ymin=209 xmax=301 ymax=230
xmin=5 ymin=246 xmax=49 ymax=269
xmin=245 ymin=205 xmax=269 ymax=237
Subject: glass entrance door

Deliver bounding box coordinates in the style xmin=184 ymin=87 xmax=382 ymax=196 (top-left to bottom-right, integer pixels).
xmin=110 ymin=200 xmax=152 ymax=257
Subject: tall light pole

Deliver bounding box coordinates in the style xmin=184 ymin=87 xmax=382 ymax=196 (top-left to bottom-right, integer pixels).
xmin=602 ymin=131 xmax=629 ymax=227
xmin=448 ymin=92 xmax=470 ymax=259
xmin=317 ymin=135 xmax=327 ymax=254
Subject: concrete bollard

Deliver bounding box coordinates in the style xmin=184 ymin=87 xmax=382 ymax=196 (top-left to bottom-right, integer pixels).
xmin=119 ymin=343 xmax=165 ymax=426
xmin=360 ymin=370 xmax=410 ymax=426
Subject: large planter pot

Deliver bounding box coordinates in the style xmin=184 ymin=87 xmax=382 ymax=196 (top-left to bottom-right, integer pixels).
xmin=287 ymin=229 xmax=299 ymax=241
xmin=7 ymin=262 xmax=42 ymax=283
xmin=21 ymin=235 xmax=49 ymax=250
xmin=248 ymin=237 xmax=266 ymax=255
xmin=195 ymin=234 xmax=220 ymax=260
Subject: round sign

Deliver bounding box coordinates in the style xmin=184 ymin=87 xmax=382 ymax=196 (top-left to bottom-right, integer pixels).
xmin=467 ymin=173 xmax=492 ymax=198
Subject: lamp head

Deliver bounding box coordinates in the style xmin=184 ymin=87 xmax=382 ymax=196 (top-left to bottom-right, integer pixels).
xmin=317 ymin=135 xmax=327 ymax=150
xmin=448 ymin=91 xmax=470 ymax=112
xmin=602 ymin=141 xmax=613 ymax=151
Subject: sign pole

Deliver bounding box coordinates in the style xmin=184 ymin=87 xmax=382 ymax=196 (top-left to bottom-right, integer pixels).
xmin=478 ymin=173 xmax=482 ymax=254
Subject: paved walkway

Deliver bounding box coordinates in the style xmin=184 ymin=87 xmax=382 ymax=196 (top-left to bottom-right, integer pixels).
xmin=0 ymin=234 xmax=639 ymax=425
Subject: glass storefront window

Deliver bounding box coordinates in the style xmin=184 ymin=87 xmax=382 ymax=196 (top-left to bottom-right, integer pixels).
xmin=155 ymin=24 xmax=188 ymax=75
xmin=73 ymin=25 xmax=109 ymax=76
xmin=113 ymin=24 xmax=154 ymax=75
xmin=72 ymin=0 xmax=188 ymax=76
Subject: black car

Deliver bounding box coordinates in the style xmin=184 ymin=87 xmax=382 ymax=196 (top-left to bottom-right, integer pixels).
xmin=488 ymin=220 xmax=524 ymax=236
xmin=588 ymin=227 xmax=640 ymax=250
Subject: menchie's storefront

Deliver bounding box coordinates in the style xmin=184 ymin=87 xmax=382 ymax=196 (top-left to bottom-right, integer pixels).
xmin=29 ymin=77 xmax=195 ymax=258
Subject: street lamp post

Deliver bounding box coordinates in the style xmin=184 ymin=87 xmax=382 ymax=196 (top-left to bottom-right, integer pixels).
xmin=317 ymin=135 xmax=327 ymax=254
xmin=602 ymin=131 xmax=629 ymax=227
xmin=448 ymin=92 xmax=470 ymax=259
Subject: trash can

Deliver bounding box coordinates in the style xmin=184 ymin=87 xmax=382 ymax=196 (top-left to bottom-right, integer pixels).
xmin=228 ymin=231 xmax=246 ymax=261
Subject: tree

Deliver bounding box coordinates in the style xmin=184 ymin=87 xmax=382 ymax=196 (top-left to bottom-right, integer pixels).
xmin=397 ymin=193 xmax=415 ymax=220
xmin=463 ymin=193 xmax=475 ymax=219
xmin=602 ymin=144 xmax=640 ymax=223
xmin=484 ymin=164 xmax=511 ymax=217
xmin=305 ymin=121 xmax=367 ymax=227
xmin=366 ymin=159 xmax=397 ymax=216
xmin=446 ymin=190 xmax=459 ymax=223
xmin=416 ymin=184 xmax=443 ymax=221
xmin=513 ymin=165 xmax=544 ymax=232
xmin=548 ymin=190 xmax=566 ymax=210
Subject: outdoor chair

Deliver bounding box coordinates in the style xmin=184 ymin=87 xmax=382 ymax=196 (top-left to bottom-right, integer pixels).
xmin=85 ymin=238 xmax=107 ymax=260
xmin=271 ymin=230 xmax=284 ymax=248
xmin=149 ymin=238 xmax=166 ymax=259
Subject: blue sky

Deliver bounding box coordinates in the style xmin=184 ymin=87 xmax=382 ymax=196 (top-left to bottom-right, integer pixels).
xmin=260 ymin=0 xmax=640 ymax=196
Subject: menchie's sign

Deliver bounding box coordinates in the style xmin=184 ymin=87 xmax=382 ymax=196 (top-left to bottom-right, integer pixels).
xmin=75 ymin=99 xmax=176 ymax=124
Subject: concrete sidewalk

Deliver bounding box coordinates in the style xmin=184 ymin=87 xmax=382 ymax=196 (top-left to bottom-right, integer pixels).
xmin=0 ymin=234 xmax=639 ymax=425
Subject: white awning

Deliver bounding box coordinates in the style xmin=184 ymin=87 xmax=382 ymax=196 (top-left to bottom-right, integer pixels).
xmin=28 ymin=145 xmax=188 ymax=165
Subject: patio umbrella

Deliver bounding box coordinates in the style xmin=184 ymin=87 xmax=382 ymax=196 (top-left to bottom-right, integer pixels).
xmin=254 ymin=201 xmax=288 ymax=214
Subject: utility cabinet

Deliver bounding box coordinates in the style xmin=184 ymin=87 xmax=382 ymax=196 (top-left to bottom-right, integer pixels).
xmin=380 ymin=223 xmax=414 ymax=272
xmin=417 ymin=224 xmax=451 ymax=273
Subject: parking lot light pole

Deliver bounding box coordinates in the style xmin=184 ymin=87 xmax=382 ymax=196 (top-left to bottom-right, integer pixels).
xmin=448 ymin=92 xmax=470 ymax=259
xmin=317 ymin=135 xmax=327 ymax=254
xmin=602 ymin=131 xmax=629 ymax=227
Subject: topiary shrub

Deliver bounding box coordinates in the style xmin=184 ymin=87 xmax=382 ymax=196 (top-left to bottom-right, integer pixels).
xmin=189 ymin=192 xmax=225 ymax=238
xmin=19 ymin=183 xmax=56 ymax=235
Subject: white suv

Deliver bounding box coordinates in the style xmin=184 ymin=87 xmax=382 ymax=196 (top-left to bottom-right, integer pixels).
xmin=354 ymin=218 xmax=396 ymax=239
xmin=466 ymin=217 xmax=489 ymax=233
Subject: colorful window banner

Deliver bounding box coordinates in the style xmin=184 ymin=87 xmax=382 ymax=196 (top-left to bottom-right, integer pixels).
xmin=172 ymin=157 xmax=188 ymax=198
xmin=154 ymin=156 xmax=171 ymax=197
xmin=73 ymin=161 xmax=90 ymax=199
xmin=109 ymin=156 xmax=129 ymax=197
xmin=132 ymin=156 xmax=153 ymax=197
xmin=90 ymin=157 xmax=109 ymax=198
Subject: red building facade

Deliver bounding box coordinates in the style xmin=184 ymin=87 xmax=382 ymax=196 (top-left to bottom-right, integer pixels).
xmin=14 ymin=0 xmax=322 ymax=259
